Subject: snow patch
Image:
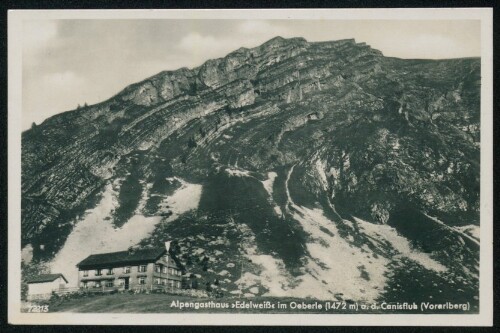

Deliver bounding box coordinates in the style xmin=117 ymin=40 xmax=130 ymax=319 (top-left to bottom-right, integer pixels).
xmin=246 ymin=254 xmax=293 ymax=297
xmin=50 ymin=178 xmax=202 ymax=287
xmin=315 ymin=159 xmax=329 ymax=190
xmin=159 ymin=178 xmax=203 ymax=219
xmin=218 ymin=270 xmax=230 ymax=277
xmin=249 ymin=286 xmax=259 ymax=294
xmin=273 ymin=206 xmax=283 ymax=216
xmin=136 ymin=182 xmax=153 ymax=212
xmin=261 ymin=171 xmax=283 ymax=217
xmin=423 ymin=213 xmax=480 ymax=247
xmin=455 ymin=225 xmax=480 ymax=241
xmin=354 ymin=217 xmax=447 ymax=273
xmin=236 ymin=203 xmax=390 ymax=302
xmin=192 ymin=248 xmax=205 ymax=255
xmin=289 ymin=205 xmax=389 ymax=302
xmin=49 ymin=184 xmax=161 ymax=287
xmin=261 ymin=172 xmax=278 ymax=197
xmin=226 ymin=168 xmax=251 ymax=177
xmin=285 ymin=165 xmax=296 ymax=208
xmin=21 ymin=244 xmax=33 ymax=264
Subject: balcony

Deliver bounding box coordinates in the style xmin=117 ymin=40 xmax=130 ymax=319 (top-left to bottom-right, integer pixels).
xmin=81 ymin=276 xmax=115 ymax=282
xmin=153 ymin=272 xmax=182 ymax=281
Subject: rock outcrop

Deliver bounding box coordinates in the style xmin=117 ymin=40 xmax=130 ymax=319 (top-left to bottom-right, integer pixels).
xmin=22 ymin=36 xmax=480 ymax=305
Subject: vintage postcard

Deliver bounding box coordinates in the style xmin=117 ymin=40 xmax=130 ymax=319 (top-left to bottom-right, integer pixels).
xmin=8 ymin=8 xmax=493 ymax=326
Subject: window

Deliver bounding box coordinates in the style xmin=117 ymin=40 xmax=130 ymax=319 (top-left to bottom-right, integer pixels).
xmin=170 ymin=268 xmax=174 ymax=275
xmin=164 ymin=255 xmax=169 ymax=262
xmin=106 ymin=281 xmax=114 ymax=288
xmin=138 ymin=265 xmax=147 ymax=273
xmin=106 ymin=268 xmax=113 ymax=275
xmin=162 ymin=279 xmax=167 ymax=286
xmin=95 ymin=282 xmax=101 ymax=288
xmin=155 ymin=278 xmax=161 ymax=285
xmin=162 ymin=266 xmax=167 ymax=274
xmin=81 ymin=282 xmax=88 ymax=289
xmin=139 ymin=277 xmax=146 ymax=285
xmin=95 ymin=269 xmax=102 ymax=276
xmin=124 ymin=266 xmax=131 ymax=274
xmin=155 ymin=265 xmax=161 ymax=273
xmin=118 ymin=279 xmax=125 ymax=286
xmin=83 ymin=270 xmax=88 ymax=277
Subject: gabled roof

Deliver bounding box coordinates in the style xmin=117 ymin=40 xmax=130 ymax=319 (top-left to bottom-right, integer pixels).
xmin=77 ymin=248 xmax=167 ymax=269
xmin=26 ymin=273 xmax=68 ymax=284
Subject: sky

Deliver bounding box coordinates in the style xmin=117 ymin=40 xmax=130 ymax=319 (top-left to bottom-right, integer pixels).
xmin=22 ymin=19 xmax=480 ymax=130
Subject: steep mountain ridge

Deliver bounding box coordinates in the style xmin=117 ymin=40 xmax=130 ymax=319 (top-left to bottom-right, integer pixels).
xmin=22 ymin=36 xmax=480 ymax=305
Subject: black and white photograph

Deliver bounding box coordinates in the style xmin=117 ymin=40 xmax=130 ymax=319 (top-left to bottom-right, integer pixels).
xmin=7 ymin=8 xmax=493 ymax=326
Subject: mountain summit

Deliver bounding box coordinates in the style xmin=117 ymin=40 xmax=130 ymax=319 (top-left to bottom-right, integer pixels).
xmin=22 ymin=36 xmax=480 ymax=304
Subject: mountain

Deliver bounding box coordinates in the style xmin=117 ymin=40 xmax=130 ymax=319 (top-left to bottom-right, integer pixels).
xmin=21 ymin=36 xmax=480 ymax=306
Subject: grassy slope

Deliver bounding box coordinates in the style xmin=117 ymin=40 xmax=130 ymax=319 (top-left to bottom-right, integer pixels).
xmin=48 ymin=294 xmax=328 ymax=313
xmin=45 ymin=293 xmax=474 ymax=314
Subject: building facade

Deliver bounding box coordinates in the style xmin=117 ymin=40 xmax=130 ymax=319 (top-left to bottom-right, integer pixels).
xmin=26 ymin=273 xmax=68 ymax=300
xmin=76 ymin=248 xmax=182 ymax=291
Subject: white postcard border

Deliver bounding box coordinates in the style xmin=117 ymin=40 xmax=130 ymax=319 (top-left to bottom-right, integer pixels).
xmin=8 ymin=8 xmax=494 ymax=326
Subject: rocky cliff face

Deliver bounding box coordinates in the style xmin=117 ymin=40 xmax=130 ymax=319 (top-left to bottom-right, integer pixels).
xmin=22 ymin=36 xmax=480 ymax=305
